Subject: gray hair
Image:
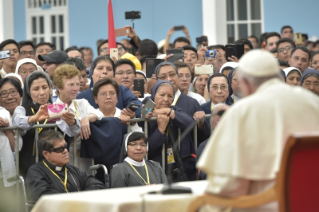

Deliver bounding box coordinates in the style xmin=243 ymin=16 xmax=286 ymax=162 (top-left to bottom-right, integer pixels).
xmin=156 ymin=82 xmax=176 ymax=95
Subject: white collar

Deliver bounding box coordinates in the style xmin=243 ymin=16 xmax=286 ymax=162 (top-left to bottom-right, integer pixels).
xmin=98 ymin=107 xmax=121 ymax=117
xmin=55 ymin=166 xmax=62 ymax=171
xmin=172 ymin=89 xmax=181 ymax=106
xmin=124 ymin=157 xmax=145 ymax=167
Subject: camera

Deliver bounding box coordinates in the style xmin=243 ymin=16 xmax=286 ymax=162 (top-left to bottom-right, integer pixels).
xmin=205 ymin=50 xmax=217 ymax=58
xmin=125 ymin=11 xmax=141 ymax=19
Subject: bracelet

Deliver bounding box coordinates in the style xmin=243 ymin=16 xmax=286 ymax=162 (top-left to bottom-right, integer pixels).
xmin=168 ymin=108 xmax=173 ymax=116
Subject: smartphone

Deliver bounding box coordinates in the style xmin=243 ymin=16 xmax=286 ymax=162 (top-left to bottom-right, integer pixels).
xmin=0 ymin=50 xmax=10 ymax=60
xmin=235 ymin=43 xmax=244 ymax=60
xmin=141 ymin=98 xmax=156 ymax=118
xmin=110 ymin=48 xmax=118 ymax=61
xmin=225 ymin=45 xmax=237 ymax=62
xmin=134 ymin=78 xmax=144 ymax=98
xmin=127 ymin=102 xmax=140 ymax=112
xmin=166 ymin=49 xmax=184 ymax=63
xmin=115 ymin=27 xmax=129 ymax=37
xmin=146 ymin=58 xmax=164 ymax=78
xmin=194 ymin=65 xmax=214 ymax=75
xmin=295 ymin=32 xmax=303 ymax=45
xmin=196 ymin=36 xmax=207 ymax=44
xmin=174 ymin=26 xmax=184 ymax=31
xmin=125 ymin=11 xmax=141 ymax=19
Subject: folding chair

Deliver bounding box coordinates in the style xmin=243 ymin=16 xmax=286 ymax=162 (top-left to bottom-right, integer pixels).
xmin=187 ymin=132 xmax=319 ymax=212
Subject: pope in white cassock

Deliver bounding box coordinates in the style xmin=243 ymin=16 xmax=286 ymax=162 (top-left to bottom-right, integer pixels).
xmin=197 ymin=50 xmax=319 ymax=212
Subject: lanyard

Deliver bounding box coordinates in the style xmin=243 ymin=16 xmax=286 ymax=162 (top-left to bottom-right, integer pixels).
xmin=43 ymin=161 xmax=68 ymax=192
xmin=128 ymin=163 xmax=150 ymax=185
xmin=73 ymin=102 xmax=79 ymax=119
xmin=211 ymin=102 xmax=214 ymax=111
xmin=0 ymin=69 xmax=4 ymax=78
xmin=172 ymin=90 xmax=181 ymax=106
xmin=233 ymin=96 xmax=236 ymax=104
xmin=31 ymin=107 xmax=48 ymax=134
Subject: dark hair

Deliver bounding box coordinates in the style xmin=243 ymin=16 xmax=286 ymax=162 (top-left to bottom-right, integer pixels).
xmin=174 ymin=61 xmax=193 ymax=78
xmin=207 ymin=45 xmax=225 ymax=51
xmin=248 ymin=35 xmax=259 ymax=44
xmin=79 ymin=47 xmax=93 ymax=53
xmin=92 ymin=78 xmax=119 ymax=97
xmin=38 ymin=130 xmax=64 ymax=160
xmin=92 ymin=55 xmax=115 ymax=74
xmin=290 ymin=46 xmax=311 ymax=61
xmin=127 ymin=132 xmax=148 ymax=144
xmin=276 ymin=38 xmax=296 ymax=50
xmin=0 ymin=39 xmax=20 ymax=52
xmin=281 ymin=25 xmax=293 ymax=33
xmin=18 ymin=40 xmax=35 ymax=51
xmin=97 ymin=39 xmax=109 ymax=55
xmin=259 ymin=32 xmax=268 ymax=48
xmin=64 ymin=46 xmax=84 ymax=58
xmin=207 ymin=73 xmax=229 ymax=92
xmin=63 ymin=57 xmax=86 ymax=71
xmin=114 ymin=59 xmax=136 ymax=74
xmin=35 ymin=42 xmax=53 ymax=52
xmin=313 ymin=40 xmax=319 ymax=48
xmin=234 ymin=38 xmax=253 ymax=50
xmin=139 ymin=55 xmax=157 ymax=66
xmin=302 ymin=34 xmax=308 ymax=41
xmin=116 ymin=42 xmax=126 ymax=51
xmin=311 ymin=51 xmax=319 ymax=60
xmin=182 ymin=45 xmax=198 ymax=58
xmin=278 ymin=60 xmax=290 ymax=68
xmin=137 ymin=39 xmax=158 ymax=56
xmin=265 ymin=32 xmax=281 ymax=45
xmin=0 ymin=78 xmax=23 ymax=97
xmin=28 ymin=71 xmax=51 ymax=88
xmin=173 ymin=37 xmax=190 ymax=48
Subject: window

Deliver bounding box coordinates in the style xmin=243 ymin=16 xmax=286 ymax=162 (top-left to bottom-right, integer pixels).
xmin=226 ymin=0 xmax=263 ymax=43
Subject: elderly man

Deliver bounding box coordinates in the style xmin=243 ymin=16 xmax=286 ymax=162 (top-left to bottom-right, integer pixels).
xmin=197 ymin=50 xmax=319 ymax=212
xmin=26 ymin=130 xmax=106 ymax=202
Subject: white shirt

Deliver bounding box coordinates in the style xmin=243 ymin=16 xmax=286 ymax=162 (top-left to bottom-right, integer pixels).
xmin=0 ymin=107 xmax=22 ymax=187
xmin=198 ymin=79 xmax=319 ymax=212
xmin=187 ymin=91 xmax=206 ymax=105
xmin=0 ymin=68 xmax=7 ymax=78
xmin=172 ymin=89 xmax=181 ymax=106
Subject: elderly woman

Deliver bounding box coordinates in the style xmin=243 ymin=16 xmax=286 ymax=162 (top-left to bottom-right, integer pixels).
xmin=146 ymin=80 xmax=196 ymax=181
xmin=201 ymin=73 xmax=232 ymax=114
xmin=13 ymin=71 xmax=79 ymax=177
xmin=111 ymin=132 xmax=167 ymax=187
xmin=15 ymin=58 xmax=38 ymax=84
xmin=301 ymin=69 xmax=319 ymax=95
xmin=26 ymin=130 xmax=106 ymax=202
xmin=283 ymin=67 xmax=302 ymax=86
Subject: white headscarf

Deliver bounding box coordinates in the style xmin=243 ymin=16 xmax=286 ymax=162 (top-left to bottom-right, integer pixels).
xmin=283 ymin=67 xmax=302 ymax=77
xmin=219 ymin=62 xmax=239 ymax=73
xmin=14 ymin=58 xmax=38 ymax=75
xmin=124 ymin=132 xmax=148 ymax=167
xmin=4 ymin=73 xmax=24 ymax=89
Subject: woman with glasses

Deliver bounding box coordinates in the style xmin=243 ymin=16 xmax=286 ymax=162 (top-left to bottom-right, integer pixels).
xmin=301 ymin=69 xmax=319 ymax=95
xmin=26 ymin=130 xmax=106 ymax=202
xmin=14 ymin=58 xmax=38 ymax=84
xmin=111 ymin=131 xmax=167 ymax=188
xmin=201 ymin=73 xmax=232 ymax=115
xmin=0 ymin=78 xmax=23 ymax=117
xmin=283 ymin=67 xmax=302 ymax=86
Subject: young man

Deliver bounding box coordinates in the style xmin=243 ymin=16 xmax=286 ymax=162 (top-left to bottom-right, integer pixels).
xmin=288 ymin=46 xmax=311 ymax=73
xmin=64 ymin=46 xmax=83 ymax=60
xmin=18 ymin=41 xmax=35 ymax=59
xmin=235 ymin=38 xmax=253 ymax=54
xmin=80 ymin=47 xmax=93 ymax=68
xmin=182 ymin=45 xmax=198 ymax=71
xmin=280 ymin=25 xmax=294 ymax=40
xmin=276 ymin=38 xmax=296 ymax=62
xmin=35 ymin=42 xmax=53 ymax=67
xmin=97 ymin=40 xmax=128 ymax=58
xmin=0 ymin=39 xmax=20 ymax=77
xmin=265 ymin=32 xmax=281 ymax=52
xmin=26 ymin=130 xmax=106 ymax=202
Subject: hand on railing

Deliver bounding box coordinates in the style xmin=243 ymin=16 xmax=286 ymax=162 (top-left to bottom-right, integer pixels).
xmin=117 ymin=115 xmax=130 ymax=125
xmin=193 ymin=111 xmax=206 ymax=129
xmin=121 ymin=108 xmax=135 ymax=119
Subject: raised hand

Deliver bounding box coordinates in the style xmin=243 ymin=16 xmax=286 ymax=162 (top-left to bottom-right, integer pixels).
xmin=36 ymin=104 xmax=50 ymax=122
xmin=62 ymin=111 xmax=76 ymax=126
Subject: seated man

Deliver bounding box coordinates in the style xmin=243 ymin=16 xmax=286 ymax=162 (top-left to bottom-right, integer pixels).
xmin=26 ymin=130 xmax=106 ymax=202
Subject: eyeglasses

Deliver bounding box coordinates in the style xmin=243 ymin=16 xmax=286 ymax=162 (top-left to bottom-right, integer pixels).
xmin=18 ymin=69 xmax=37 ymax=76
xmin=178 ymin=74 xmax=192 ymax=79
xmin=118 ymin=47 xmax=125 ymax=52
xmin=303 ymin=82 xmax=319 ymax=88
xmin=48 ymin=144 xmax=67 ymax=153
xmin=210 ymin=85 xmax=228 ymax=91
xmin=20 ymin=51 xmax=34 ymax=56
xmin=278 ymin=46 xmax=293 ymax=53
xmin=98 ymin=92 xmax=117 ymax=98
xmin=128 ymin=142 xmax=147 ymax=148
xmin=115 ymin=70 xmax=134 ymax=76
xmin=100 ymin=47 xmax=109 ymax=53
xmin=158 ymin=72 xmax=177 ymax=80
xmin=0 ymin=89 xmax=19 ymax=98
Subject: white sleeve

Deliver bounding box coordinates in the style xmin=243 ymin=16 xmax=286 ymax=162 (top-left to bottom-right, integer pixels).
xmin=56 ymin=118 xmax=81 ymax=137
xmin=12 ymin=106 xmax=33 ymax=135
xmin=129 ymin=123 xmax=143 ymax=132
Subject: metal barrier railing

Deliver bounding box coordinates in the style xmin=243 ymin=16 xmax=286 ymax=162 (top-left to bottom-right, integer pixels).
xmin=1 ymin=114 xmax=211 ymax=210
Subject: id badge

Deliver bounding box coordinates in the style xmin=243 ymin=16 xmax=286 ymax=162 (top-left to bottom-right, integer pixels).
xmin=167 ymin=146 xmax=175 ymax=164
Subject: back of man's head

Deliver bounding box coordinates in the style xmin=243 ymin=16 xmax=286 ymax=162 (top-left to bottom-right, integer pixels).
xmin=137 ymin=39 xmax=158 ymax=57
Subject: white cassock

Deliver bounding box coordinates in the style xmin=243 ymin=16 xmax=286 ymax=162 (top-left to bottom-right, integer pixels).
xmin=197 ymin=79 xmax=319 ymax=212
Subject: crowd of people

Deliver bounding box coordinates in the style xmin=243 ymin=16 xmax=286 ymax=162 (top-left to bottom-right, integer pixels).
xmin=0 ymin=24 xmax=319 ymax=211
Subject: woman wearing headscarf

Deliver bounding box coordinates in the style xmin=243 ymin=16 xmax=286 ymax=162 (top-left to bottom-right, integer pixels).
xmin=12 ymin=71 xmax=79 ymax=177
xmin=146 ymin=80 xmax=196 ymax=181
xmin=4 ymin=73 xmax=24 ymax=88
xmin=201 ymin=73 xmax=232 ymax=115
xmin=300 ymin=69 xmax=319 ymax=95
xmin=111 ymin=132 xmax=167 ymax=188
xmin=76 ymin=55 xmax=142 ymax=118
xmin=283 ymin=67 xmax=302 ymax=86
xmin=15 ymin=58 xmax=38 ymax=84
